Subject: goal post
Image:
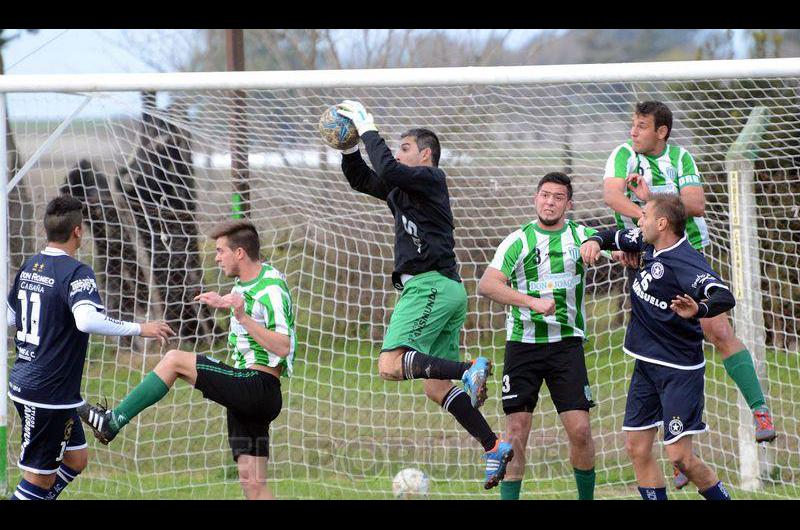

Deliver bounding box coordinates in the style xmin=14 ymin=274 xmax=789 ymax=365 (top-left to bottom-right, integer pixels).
xmin=2 ymin=58 xmax=799 ymax=499
xmin=726 ymin=106 xmax=771 ymax=491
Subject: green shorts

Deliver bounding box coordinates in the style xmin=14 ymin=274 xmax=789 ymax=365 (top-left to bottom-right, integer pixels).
xmin=381 ymin=271 xmax=467 ymax=361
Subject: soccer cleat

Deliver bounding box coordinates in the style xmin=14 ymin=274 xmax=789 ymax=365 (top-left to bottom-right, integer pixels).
xmin=753 ymin=405 xmax=777 ymax=443
xmin=462 ymin=357 xmax=492 ymax=408
xmin=483 ymin=439 xmax=514 ymax=490
xmin=673 ymin=465 xmax=689 ymax=490
xmin=77 ymin=400 xmax=119 ymax=445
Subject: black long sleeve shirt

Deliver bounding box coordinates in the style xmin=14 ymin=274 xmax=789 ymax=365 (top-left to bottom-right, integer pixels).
xmin=341 ymin=131 xmax=460 ymax=289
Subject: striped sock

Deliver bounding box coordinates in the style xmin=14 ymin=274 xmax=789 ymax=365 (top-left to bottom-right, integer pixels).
xmin=441 ymin=386 xmax=497 ymax=451
xmin=11 ymin=479 xmax=51 ymax=500
xmin=46 ymin=463 xmax=81 ymax=500
xmin=401 ymin=349 xmax=471 ymax=380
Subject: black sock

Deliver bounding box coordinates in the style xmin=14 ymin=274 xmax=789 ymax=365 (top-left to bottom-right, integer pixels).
xmin=401 ymin=349 xmax=472 ymax=381
xmin=442 ymin=386 xmax=498 ymax=451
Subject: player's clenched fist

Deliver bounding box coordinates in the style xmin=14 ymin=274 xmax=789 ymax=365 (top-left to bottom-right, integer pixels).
xmin=580 ymin=239 xmax=602 ymax=266
xmin=625 ymin=173 xmax=651 ymax=202
xmin=529 ymin=297 xmax=556 ymax=316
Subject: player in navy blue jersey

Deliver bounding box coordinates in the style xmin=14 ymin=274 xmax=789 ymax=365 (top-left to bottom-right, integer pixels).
xmin=6 ymin=195 xmax=173 ymax=500
xmin=580 ymin=194 xmax=734 ymax=500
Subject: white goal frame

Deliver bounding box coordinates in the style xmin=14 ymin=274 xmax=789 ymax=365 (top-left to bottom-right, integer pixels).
xmin=2 ymin=56 xmax=799 ymax=496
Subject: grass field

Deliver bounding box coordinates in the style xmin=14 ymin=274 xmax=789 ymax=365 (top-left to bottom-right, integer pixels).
xmin=5 ymin=317 xmax=798 ymax=500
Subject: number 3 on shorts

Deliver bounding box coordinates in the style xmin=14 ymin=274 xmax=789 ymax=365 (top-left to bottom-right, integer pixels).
xmin=502 ymin=375 xmax=511 ymax=393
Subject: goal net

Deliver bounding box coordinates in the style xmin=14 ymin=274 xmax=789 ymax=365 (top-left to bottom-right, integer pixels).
xmin=2 ymin=59 xmax=799 ymax=499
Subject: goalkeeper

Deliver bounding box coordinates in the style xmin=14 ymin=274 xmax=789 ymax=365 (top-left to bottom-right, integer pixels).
xmin=336 ymin=100 xmax=513 ymax=489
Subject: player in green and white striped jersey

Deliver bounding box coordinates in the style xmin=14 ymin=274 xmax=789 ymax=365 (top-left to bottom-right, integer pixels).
xmin=227 ymin=261 xmax=295 ymax=374
xmin=79 ymin=221 xmax=293 ymax=500
xmin=602 ymin=101 xmax=776 ymax=489
xmin=478 ymin=172 xmax=623 ymax=501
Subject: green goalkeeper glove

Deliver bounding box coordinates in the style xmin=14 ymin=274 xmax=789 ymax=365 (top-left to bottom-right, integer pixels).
xmin=337 ymin=100 xmax=378 ymax=136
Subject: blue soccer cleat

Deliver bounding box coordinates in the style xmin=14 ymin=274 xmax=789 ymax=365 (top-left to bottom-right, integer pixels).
xmin=462 ymin=357 xmax=492 ymax=408
xmin=483 ymin=439 xmax=514 ymax=490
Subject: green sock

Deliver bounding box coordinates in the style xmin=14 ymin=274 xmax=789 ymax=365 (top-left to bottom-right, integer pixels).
xmin=500 ymin=480 xmax=522 ymax=500
xmin=574 ymin=467 xmax=595 ymax=500
xmin=111 ymin=371 xmax=170 ymax=431
xmin=723 ymin=350 xmax=766 ymax=410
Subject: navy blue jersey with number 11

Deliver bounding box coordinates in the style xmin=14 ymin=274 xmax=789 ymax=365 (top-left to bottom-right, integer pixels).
xmin=7 ymin=247 xmax=104 ymax=408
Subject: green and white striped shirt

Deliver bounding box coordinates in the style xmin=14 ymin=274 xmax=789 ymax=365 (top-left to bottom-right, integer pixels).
xmin=603 ymin=141 xmax=709 ymax=249
xmin=228 ymin=263 xmax=295 ymax=376
xmin=489 ymin=219 xmax=597 ymax=344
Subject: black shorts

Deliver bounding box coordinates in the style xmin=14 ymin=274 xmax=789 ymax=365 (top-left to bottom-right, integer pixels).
xmin=13 ymin=402 xmax=87 ymax=474
xmin=501 ymin=338 xmax=595 ymax=415
xmin=623 ymin=359 xmax=707 ymax=444
xmin=194 ymin=355 xmax=282 ymax=461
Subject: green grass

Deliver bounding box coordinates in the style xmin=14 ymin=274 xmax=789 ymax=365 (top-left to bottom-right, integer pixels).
xmin=4 ymin=288 xmax=799 ymax=499
xmin=5 ymin=320 xmax=799 ymax=499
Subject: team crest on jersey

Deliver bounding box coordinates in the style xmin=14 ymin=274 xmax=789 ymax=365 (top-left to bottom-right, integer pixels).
xmin=651 ymin=262 xmax=664 ymax=279
xmin=569 ymin=247 xmax=580 ymax=262
xmin=668 ymin=417 xmax=684 ymax=436
xmin=69 ymin=278 xmax=97 ymax=297
xmin=664 ymin=166 xmax=678 ymax=181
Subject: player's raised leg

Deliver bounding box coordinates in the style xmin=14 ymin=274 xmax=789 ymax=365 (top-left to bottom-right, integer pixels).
xmin=701 ymin=315 xmax=775 ymax=442
xmin=78 ymin=349 xmax=197 ymax=444
xmin=378 ymin=272 xmax=492 ymax=407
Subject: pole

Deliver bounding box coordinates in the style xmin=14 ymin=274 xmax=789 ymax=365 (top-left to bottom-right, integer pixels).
xmin=226 ymin=29 xmax=249 ymax=219
xmin=726 ymin=106 xmax=770 ymax=491
xmin=0 ymin=92 xmax=10 ymax=496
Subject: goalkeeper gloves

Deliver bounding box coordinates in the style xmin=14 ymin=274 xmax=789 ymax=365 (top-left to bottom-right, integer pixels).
xmin=337 ymin=100 xmax=378 ymax=136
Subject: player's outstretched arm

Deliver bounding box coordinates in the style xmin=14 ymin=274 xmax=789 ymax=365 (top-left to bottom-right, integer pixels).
xmin=73 ymin=304 xmax=174 ymax=344
xmin=338 ymin=100 xmax=440 ymax=193
xmin=340 ymin=146 xmax=393 ymax=201
xmin=477 ymin=267 xmax=556 ymax=316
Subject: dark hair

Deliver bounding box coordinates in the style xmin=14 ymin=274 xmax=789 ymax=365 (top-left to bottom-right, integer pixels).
xmin=401 ymin=128 xmax=441 ymax=167
xmin=209 ymin=220 xmax=261 ymax=261
xmin=635 ymin=101 xmax=673 ymax=140
xmin=650 ymin=193 xmax=686 ymax=237
xmin=536 ymin=172 xmax=573 ymax=200
xmin=44 ymin=195 xmax=84 ymax=243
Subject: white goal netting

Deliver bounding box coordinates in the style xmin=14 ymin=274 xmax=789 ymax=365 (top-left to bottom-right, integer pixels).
xmin=3 ymin=61 xmax=799 ymax=499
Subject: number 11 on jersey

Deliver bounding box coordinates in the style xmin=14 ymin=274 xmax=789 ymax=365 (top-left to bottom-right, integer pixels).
xmin=17 ymin=290 xmax=42 ymax=345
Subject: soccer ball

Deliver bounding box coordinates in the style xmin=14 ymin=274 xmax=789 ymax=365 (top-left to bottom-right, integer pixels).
xmin=318 ymin=105 xmax=359 ymax=151
xmin=391 ymin=468 xmax=430 ymax=499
